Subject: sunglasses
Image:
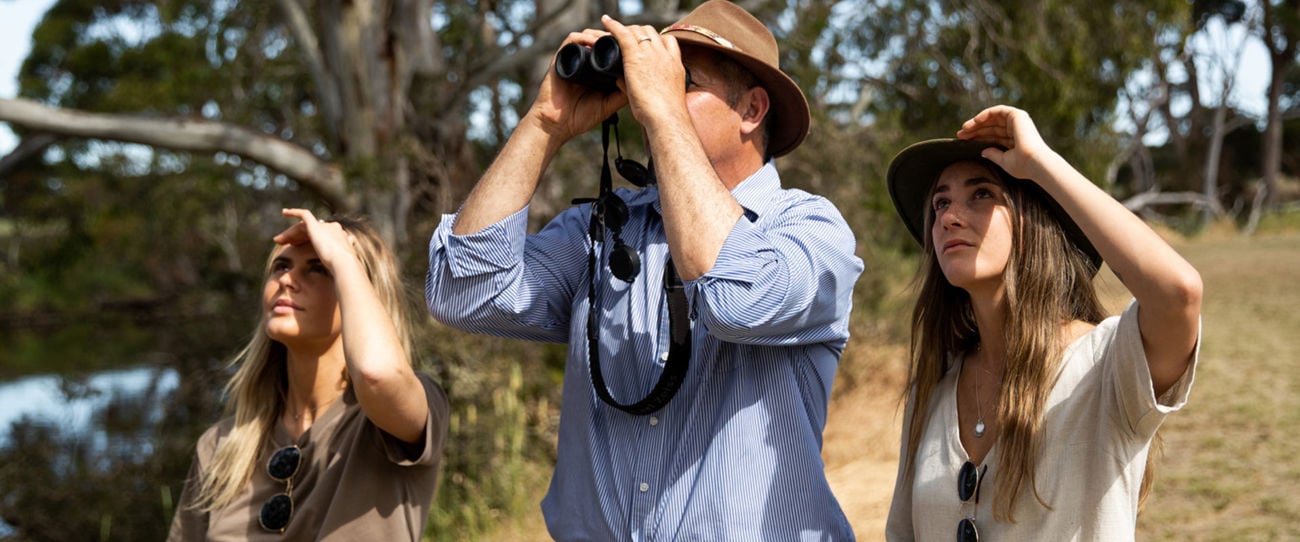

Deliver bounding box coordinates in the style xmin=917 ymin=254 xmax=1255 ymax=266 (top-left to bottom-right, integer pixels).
xmin=958 ymin=460 xmax=988 ymax=542
xmin=590 ymin=193 xmax=640 ymax=282
xmin=259 ymin=445 xmax=302 ymax=533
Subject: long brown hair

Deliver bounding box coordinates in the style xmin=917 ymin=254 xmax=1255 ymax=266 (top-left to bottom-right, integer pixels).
xmin=901 ymin=161 xmax=1109 ymax=521
xmin=192 ymin=215 xmax=414 ymax=510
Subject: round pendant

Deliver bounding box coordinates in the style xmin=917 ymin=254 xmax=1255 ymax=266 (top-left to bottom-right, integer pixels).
xmin=974 ymin=420 xmax=986 ymax=438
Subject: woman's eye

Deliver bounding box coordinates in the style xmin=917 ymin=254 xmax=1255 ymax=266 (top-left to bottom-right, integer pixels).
xmin=271 ymin=262 xmax=290 ymax=273
xmin=932 ymin=198 xmax=950 ymax=211
xmin=310 ymin=263 xmax=332 ymax=276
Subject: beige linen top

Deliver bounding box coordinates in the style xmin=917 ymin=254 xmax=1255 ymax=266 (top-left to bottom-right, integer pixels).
xmin=167 ymin=372 xmax=449 ymax=541
xmin=886 ymin=300 xmax=1200 ymax=541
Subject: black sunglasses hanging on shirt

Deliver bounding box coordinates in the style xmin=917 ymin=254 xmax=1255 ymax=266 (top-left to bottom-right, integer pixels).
xmin=570 ymin=113 xmax=690 ymax=416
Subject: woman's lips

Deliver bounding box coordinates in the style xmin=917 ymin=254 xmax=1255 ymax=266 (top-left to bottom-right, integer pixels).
xmin=271 ymin=298 xmax=302 ymax=314
xmin=942 ymin=239 xmax=974 ymax=253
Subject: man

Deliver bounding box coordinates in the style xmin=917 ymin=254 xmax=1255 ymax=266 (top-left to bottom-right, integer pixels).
xmin=425 ymin=1 xmax=862 ymax=539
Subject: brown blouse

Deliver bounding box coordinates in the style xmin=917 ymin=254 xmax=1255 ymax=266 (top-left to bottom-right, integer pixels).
xmin=167 ymin=372 xmax=449 ymax=541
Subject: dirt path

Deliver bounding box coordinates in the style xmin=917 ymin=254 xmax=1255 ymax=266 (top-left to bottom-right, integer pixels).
xmin=822 ymin=341 xmax=909 ymax=540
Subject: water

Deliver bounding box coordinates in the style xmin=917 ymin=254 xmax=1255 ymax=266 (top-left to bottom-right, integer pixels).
xmin=0 ymin=366 xmax=179 ymax=448
xmin=0 ymin=366 xmax=179 ymax=537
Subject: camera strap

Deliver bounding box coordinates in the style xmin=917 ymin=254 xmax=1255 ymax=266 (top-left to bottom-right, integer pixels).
xmin=579 ymin=114 xmax=692 ymax=416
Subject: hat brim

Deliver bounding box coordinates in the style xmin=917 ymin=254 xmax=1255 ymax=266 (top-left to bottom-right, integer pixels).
xmin=665 ymin=32 xmax=810 ymax=158
xmin=886 ymin=138 xmax=1102 ymax=270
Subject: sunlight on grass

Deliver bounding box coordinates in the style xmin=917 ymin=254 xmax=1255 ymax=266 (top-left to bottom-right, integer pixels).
xmin=1136 ymin=231 xmax=1300 ymax=541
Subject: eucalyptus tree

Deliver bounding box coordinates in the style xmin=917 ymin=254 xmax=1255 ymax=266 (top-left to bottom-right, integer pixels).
xmin=1257 ymin=0 xmax=1300 ymax=214
xmin=814 ymin=0 xmax=1191 ymax=185
xmin=0 ymin=0 xmax=636 ymax=248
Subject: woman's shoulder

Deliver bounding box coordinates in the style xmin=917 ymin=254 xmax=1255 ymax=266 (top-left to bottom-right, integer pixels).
xmin=199 ymin=417 xmax=239 ymax=446
xmin=1065 ymin=319 xmax=1098 ymax=342
xmin=1065 ymin=309 xmax=1130 ymax=349
xmin=1056 ymin=309 xmax=1135 ymax=376
xmin=190 ymin=416 xmax=237 ymax=463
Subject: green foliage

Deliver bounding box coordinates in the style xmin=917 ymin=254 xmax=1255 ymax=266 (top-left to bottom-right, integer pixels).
xmin=421 ymin=332 xmax=562 ymax=540
xmin=818 ymin=0 xmax=1190 ymax=180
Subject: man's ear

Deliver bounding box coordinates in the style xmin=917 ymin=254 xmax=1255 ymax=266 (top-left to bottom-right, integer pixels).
xmin=738 ymin=85 xmax=770 ymax=138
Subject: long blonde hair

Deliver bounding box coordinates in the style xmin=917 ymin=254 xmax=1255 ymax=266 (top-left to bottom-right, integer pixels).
xmin=193 ymin=215 xmax=414 ymax=510
xmin=902 ymin=163 xmax=1110 ymax=521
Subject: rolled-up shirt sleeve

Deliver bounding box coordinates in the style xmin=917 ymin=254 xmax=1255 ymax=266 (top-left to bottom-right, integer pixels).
xmin=693 ymin=196 xmax=863 ymax=347
xmin=426 ymin=205 xmax=591 ymax=343
xmin=1108 ymin=299 xmax=1201 ymax=438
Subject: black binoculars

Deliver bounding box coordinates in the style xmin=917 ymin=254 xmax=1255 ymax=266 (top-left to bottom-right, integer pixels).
xmin=555 ymin=35 xmax=624 ymax=93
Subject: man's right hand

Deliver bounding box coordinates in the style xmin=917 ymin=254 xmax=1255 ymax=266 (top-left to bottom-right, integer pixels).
xmin=525 ymin=29 xmax=630 ymax=144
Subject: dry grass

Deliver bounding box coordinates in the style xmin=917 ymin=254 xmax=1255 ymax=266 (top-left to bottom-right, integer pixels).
xmin=1134 ymin=230 xmax=1300 ymax=541
xmin=484 ymin=228 xmax=1300 ymax=541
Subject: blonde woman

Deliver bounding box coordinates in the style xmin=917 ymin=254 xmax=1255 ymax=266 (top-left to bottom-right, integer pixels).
xmin=884 ymin=106 xmax=1202 ymax=540
xmin=168 ymin=209 xmax=448 ymax=540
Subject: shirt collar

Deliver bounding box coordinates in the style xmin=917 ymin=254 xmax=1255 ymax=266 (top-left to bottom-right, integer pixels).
xmin=636 ymin=162 xmax=781 ymax=219
xmin=728 ymin=162 xmax=781 ymax=219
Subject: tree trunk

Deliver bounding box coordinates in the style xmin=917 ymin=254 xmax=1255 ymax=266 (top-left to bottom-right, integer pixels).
xmin=1260 ymin=51 xmax=1291 ymax=212
xmin=1259 ymin=0 xmax=1299 ymax=214
xmin=1203 ymin=80 xmax=1231 ymax=227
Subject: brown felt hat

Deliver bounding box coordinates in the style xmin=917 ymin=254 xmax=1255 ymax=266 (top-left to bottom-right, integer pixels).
xmin=659 ymin=0 xmax=810 ymax=158
xmin=886 ymin=138 xmax=1102 ymax=270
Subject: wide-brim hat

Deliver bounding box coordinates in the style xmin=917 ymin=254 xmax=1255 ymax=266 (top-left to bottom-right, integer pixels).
xmin=886 ymin=138 xmax=1102 ymax=270
xmin=659 ymin=0 xmax=810 ymax=158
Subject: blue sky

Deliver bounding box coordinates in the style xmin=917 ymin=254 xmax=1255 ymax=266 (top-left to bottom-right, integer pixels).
xmin=0 ymin=0 xmax=1274 ymax=156
xmin=1 ymin=0 xmax=57 ymax=155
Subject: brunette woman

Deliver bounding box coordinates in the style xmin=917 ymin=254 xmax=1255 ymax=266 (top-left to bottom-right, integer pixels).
xmin=885 ymin=106 xmax=1201 ymax=540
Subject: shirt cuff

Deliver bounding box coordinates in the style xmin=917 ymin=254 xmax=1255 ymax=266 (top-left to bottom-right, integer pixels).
xmin=696 ymin=214 xmax=776 ymax=286
xmin=1119 ymin=300 xmax=1200 ymax=435
xmin=437 ymin=207 xmax=529 ymax=278
xmin=380 ymin=372 xmax=449 ymax=467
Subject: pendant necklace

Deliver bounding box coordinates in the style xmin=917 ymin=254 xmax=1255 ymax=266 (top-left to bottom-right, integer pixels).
xmin=971 ymin=349 xmax=996 ymax=439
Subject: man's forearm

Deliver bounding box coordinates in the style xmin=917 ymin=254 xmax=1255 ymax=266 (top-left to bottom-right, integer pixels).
xmin=453 ymin=120 xmax=564 ymax=235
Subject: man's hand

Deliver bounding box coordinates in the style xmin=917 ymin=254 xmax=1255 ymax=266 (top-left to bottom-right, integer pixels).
xmin=600 ymin=15 xmax=690 ymax=132
xmin=525 ymin=29 xmax=629 ymax=143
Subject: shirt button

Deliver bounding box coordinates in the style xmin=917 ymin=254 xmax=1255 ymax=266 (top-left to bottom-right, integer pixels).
xmin=649 ymin=416 xmax=659 ymax=426
xmin=639 ymin=482 xmax=650 ymax=493
xmin=659 ymin=351 xmax=669 ymax=361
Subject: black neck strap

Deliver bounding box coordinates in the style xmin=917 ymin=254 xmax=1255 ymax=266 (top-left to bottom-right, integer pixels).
xmin=581 ymin=115 xmax=691 ymax=416
xmin=585 ymin=256 xmax=691 ymax=415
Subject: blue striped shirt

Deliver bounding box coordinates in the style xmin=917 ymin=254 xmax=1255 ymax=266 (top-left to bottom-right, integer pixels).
xmin=426 ymin=163 xmax=863 ymax=541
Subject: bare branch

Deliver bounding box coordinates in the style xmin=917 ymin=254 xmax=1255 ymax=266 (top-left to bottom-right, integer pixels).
xmin=460 ymin=3 xmax=577 ymax=91
xmin=0 ymin=98 xmax=353 ymax=210
xmin=1122 ymin=189 xmax=1225 ymax=216
xmin=0 ymin=132 xmax=60 ymax=178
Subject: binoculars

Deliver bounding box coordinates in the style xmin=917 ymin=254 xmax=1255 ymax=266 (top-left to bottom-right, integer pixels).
xmin=555 ymin=35 xmax=624 ymax=93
